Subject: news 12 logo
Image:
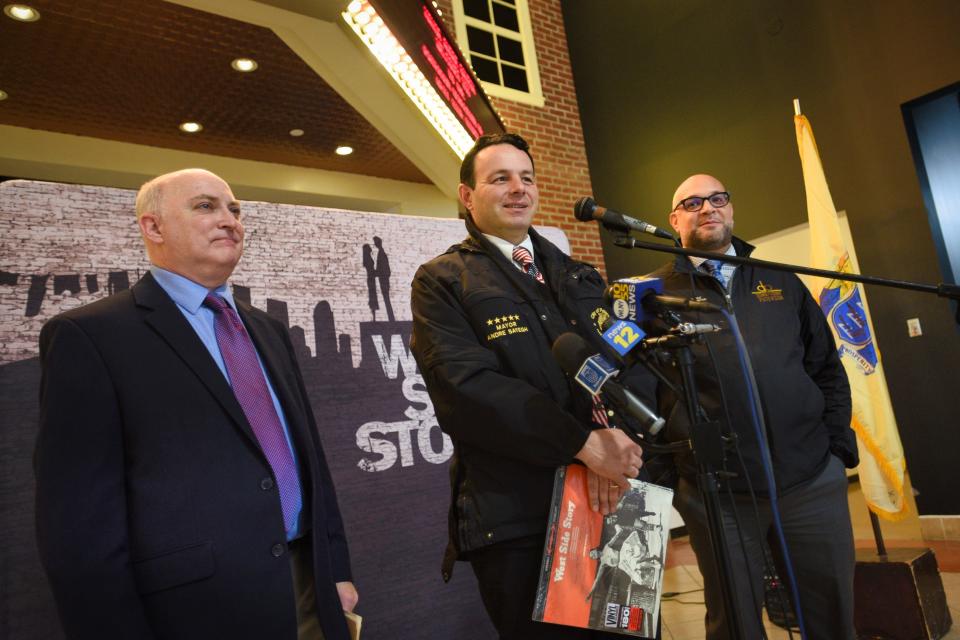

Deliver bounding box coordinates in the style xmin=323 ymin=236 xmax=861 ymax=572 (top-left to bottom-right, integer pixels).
xmin=602 ymin=320 xmax=645 ymax=356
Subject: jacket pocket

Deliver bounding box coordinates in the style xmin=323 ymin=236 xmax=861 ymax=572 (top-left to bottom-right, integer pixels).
xmin=133 ymin=541 xmax=215 ymax=595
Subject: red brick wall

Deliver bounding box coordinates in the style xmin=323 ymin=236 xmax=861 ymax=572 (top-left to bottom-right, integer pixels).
xmin=435 ymin=0 xmax=605 ymax=275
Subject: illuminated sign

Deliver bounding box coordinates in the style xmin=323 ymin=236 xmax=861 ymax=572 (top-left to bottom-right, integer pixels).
xmin=343 ymin=0 xmax=503 ymax=158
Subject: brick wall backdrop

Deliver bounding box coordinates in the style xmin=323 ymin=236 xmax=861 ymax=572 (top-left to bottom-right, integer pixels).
xmin=0 ymin=180 xmax=570 ymax=365
xmin=435 ymin=0 xmax=605 ymax=275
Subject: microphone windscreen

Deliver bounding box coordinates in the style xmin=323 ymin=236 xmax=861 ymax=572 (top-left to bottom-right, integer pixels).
xmin=551 ymin=332 xmax=595 ymax=376
xmin=573 ymin=197 xmax=597 ymax=221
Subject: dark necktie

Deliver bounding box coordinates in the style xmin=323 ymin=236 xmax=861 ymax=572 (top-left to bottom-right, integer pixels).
xmin=701 ymin=259 xmax=727 ymax=288
xmin=203 ymin=294 xmax=302 ymax=533
xmin=512 ymin=246 xmax=545 ymax=284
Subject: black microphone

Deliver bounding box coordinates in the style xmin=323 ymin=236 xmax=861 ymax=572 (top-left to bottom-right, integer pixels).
xmin=552 ymin=332 xmax=666 ymax=437
xmin=645 ymin=294 xmax=723 ymax=314
xmin=574 ymin=197 xmax=675 ymax=241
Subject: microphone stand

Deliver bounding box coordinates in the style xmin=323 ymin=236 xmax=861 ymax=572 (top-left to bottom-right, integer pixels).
xmin=667 ymin=332 xmax=747 ymax=639
xmin=610 ymin=230 xmax=960 ymax=636
xmin=612 ymin=235 xmax=960 ymax=323
xmin=608 ymin=331 xmax=749 ymax=638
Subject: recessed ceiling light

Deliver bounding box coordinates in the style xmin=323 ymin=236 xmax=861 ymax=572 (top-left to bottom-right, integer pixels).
xmin=0 ymin=90 xmax=8 ymax=101
xmin=289 ymin=129 xmax=305 ymax=137
xmin=4 ymin=4 xmax=40 ymax=22
xmin=179 ymin=121 xmax=203 ymax=133
xmin=335 ymin=146 xmax=354 ymax=156
xmin=231 ymin=58 xmax=258 ymax=72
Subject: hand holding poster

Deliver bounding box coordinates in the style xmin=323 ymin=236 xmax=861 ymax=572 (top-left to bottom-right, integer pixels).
xmin=534 ymin=464 xmax=673 ymax=637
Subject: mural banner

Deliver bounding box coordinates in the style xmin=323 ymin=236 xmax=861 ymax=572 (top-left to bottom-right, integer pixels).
xmin=0 ymin=179 xmax=570 ymax=639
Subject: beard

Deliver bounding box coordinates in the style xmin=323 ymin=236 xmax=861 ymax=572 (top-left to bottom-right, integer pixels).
xmin=686 ymin=222 xmax=733 ymax=252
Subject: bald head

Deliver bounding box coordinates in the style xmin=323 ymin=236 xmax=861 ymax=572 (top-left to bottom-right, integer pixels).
xmin=136 ymin=168 xmax=222 ymax=220
xmin=135 ymin=168 xmax=245 ymax=287
xmin=668 ymin=174 xmax=734 ymax=252
xmin=671 ymin=174 xmax=727 ymax=210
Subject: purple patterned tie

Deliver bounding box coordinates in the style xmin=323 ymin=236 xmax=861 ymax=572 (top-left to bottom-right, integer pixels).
xmin=512 ymin=246 xmax=545 ymax=284
xmin=204 ymin=294 xmax=302 ymax=533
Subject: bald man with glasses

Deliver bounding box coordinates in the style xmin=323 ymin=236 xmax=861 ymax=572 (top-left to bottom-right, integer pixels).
xmin=639 ymin=174 xmax=859 ymax=639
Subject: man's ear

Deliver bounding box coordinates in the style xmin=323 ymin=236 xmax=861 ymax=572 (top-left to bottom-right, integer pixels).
xmin=138 ymin=213 xmax=164 ymax=244
xmin=668 ymin=210 xmax=680 ymax=233
xmin=458 ymin=183 xmax=474 ymax=213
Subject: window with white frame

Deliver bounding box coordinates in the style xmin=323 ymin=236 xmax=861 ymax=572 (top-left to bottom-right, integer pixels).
xmin=451 ymin=0 xmax=544 ymax=107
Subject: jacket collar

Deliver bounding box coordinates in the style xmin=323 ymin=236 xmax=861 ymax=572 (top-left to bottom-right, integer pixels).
xmin=461 ymin=213 xmax=569 ymax=271
xmin=672 ymin=235 xmax=755 ymax=273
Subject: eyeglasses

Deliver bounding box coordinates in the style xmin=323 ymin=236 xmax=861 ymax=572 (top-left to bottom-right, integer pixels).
xmin=673 ymin=191 xmax=731 ymax=213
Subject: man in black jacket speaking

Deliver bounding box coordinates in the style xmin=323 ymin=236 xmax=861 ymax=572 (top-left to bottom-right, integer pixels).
xmin=647 ymin=173 xmax=858 ymax=639
xmin=411 ymin=133 xmax=643 ymax=639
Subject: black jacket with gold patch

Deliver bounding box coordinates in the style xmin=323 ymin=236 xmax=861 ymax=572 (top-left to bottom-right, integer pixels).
xmin=411 ymin=217 xmax=615 ymax=572
xmin=644 ymin=236 xmax=857 ymax=495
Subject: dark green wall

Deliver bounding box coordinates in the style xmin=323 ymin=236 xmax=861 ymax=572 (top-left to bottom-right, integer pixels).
xmin=563 ymin=0 xmax=960 ymax=515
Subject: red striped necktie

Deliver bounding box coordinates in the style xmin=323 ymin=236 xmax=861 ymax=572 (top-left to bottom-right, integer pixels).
xmin=512 ymin=245 xmax=545 ymax=284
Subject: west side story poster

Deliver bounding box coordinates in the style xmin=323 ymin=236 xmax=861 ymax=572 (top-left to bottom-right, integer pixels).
xmin=534 ymin=464 xmax=674 ymax=638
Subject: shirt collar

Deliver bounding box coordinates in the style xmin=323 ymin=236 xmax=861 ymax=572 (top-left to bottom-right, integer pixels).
xmin=483 ymin=232 xmax=534 ymax=267
xmin=150 ymin=266 xmax=235 ymax=314
xmin=688 ymin=243 xmax=736 ymax=268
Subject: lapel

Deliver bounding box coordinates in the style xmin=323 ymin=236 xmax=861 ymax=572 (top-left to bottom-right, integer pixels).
xmin=133 ymin=273 xmax=259 ymax=447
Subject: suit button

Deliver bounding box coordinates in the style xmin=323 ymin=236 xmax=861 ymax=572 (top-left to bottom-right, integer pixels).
xmin=271 ymin=543 xmax=285 ymax=558
xmin=260 ymin=477 xmax=274 ymax=491
xmin=540 ymin=314 xmax=547 ymax=321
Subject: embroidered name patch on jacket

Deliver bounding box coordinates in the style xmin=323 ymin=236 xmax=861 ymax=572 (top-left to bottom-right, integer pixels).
xmin=751 ymin=281 xmax=784 ymax=302
xmin=485 ymin=314 xmax=529 ymax=341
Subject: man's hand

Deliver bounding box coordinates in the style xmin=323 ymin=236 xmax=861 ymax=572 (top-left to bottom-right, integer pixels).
xmin=575 ymin=429 xmax=643 ymax=513
xmin=336 ymin=581 xmax=359 ymax=613
xmin=586 ymin=468 xmax=623 ymax=515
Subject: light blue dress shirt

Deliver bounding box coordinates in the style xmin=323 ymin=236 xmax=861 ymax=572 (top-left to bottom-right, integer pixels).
xmin=689 ymin=244 xmax=737 ymax=289
xmin=150 ymin=266 xmax=303 ymax=541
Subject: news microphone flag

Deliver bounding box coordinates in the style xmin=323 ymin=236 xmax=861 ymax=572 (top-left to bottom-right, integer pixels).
xmin=602 ymin=319 xmax=645 ymax=357
xmin=606 ymin=277 xmax=663 ymax=323
xmin=794 ymin=106 xmax=907 ymax=521
xmin=574 ymin=354 xmax=618 ymax=395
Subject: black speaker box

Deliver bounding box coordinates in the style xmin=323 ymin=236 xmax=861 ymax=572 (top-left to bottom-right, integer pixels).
xmin=854 ymin=547 xmax=952 ymax=639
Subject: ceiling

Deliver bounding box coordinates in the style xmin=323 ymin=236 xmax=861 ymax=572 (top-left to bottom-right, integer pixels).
xmin=0 ymin=0 xmax=432 ymax=184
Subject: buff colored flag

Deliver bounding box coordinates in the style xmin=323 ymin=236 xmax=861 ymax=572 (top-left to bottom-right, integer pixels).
xmin=794 ymin=108 xmax=908 ymax=520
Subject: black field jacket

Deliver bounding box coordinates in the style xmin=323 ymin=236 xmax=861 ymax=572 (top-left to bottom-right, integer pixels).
xmin=411 ymin=218 xmax=617 ymax=575
xmin=643 ymin=237 xmax=857 ymax=495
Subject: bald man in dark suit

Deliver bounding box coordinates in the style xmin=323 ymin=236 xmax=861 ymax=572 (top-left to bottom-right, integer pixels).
xmin=35 ymin=168 xmax=357 ymax=639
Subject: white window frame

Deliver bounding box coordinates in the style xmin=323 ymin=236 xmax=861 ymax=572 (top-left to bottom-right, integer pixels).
xmin=450 ymin=0 xmax=545 ymax=107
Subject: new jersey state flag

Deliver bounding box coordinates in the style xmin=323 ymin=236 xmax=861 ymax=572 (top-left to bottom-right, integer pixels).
xmin=795 ymin=111 xmax=908 ymax=520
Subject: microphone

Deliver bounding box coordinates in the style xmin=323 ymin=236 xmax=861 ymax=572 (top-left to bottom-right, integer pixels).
xmin=552 ymin=332 xmax=666 ymax=437
xmin=605 ymin=277 xmax=722 ymax=323
xmin=574 ymin=197 xmax=675 ymax=241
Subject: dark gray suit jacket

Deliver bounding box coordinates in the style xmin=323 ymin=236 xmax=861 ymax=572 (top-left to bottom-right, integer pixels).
xmin=35 ymin=272 xmax=352 ymax=639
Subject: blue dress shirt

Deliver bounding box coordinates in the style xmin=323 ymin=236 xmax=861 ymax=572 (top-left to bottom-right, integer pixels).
xmin=150 ymin=266 xmax=303 ymax=541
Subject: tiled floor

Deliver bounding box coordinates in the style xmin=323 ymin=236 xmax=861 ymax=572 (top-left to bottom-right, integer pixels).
xmin=660 ymin=478 xmax=960 ymax=639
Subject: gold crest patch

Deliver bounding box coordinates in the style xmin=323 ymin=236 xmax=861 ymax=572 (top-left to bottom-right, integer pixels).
xmin=590 ymin=307 xmax=610 ymax=335
xmin=751 ymin=281 xmax=784 ymax=302
xmin=485 ymin=314 xmax=530 ymax=341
